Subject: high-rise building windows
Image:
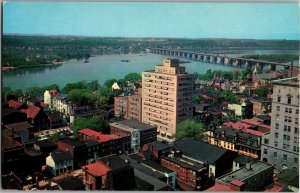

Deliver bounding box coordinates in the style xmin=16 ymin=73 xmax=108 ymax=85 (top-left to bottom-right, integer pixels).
xmin=287 ymin=97 xmax=291 ymax=104
xmin=277 ymin=96 xmax=281 ymax=103
xmin=283 ymin=155 xmax=287 ymax=161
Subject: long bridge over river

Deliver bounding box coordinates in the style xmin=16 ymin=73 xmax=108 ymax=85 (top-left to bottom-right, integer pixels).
xmin=149 ymin=48 xmax=297 ymax=71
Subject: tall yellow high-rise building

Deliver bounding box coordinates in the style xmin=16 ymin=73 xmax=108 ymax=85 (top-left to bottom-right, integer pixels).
xmin=142 ymin=59 xmax=194 ymax=141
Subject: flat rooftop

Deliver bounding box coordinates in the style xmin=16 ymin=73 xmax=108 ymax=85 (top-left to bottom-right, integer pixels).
xmin=273 ymin=77 xmax=299 ymax=87
xmin=217 ymin=161 xmax=273 ymax=184
xmin=110 ymin=119 xmax=156 ymax=132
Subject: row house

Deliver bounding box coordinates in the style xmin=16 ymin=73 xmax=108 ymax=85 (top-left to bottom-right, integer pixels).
xmin=46 ymin=150 xmax=73 ymax=176
xmin=160 ymin=151 xmax=209 ymax=191
xmin=78 ymin=128 xmax=131 ymax=156
xmin=109 ymin=119 xmax=157 ymax=152
xmin=58 ymin=138 xmax=104 ymax=168
xmin=207 ymin=125 xmax=263 ymax=159
xmin=171 ymin=139 xmax=238 ymax=180
xmin=52 ymin=94 xmax=72 ymax=115
xmin=44 ymin=90 xmax=59 ymax=109
xmin=82 ymin=155 xmax=135 ymax=190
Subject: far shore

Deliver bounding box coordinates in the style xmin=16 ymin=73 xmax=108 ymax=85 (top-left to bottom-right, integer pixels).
xmin=2 ymin=62 xmax=64 ymax=71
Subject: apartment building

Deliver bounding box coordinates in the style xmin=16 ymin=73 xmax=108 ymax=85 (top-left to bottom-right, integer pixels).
xmin=114 ymin=94 xmax=142 ymax=122
xmin=142 ymin=59 xmax=194 ymax=141
xmin=261 ymin=77 xmax=299 ymax=170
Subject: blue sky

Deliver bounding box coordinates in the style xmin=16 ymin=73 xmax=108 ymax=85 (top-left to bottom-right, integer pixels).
xmin=3 ymin=2 xmax=300 ymax=40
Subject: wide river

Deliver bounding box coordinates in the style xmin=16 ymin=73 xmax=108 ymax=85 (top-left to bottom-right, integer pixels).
xmin=2 ymin=51 xmax=298 ymax=90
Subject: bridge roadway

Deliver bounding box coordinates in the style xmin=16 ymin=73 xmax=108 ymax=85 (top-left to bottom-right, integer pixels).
xmin=149 ymin=48 xmax=297 ymax=71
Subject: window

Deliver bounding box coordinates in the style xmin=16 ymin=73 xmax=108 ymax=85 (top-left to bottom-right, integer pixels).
xmin=275 ymin=132 xmax=278 ymax=138
xmin=276 ymin=106 xmax=280 ymax=111
xmin=294 ymin=158 xmax=298 ymax=164
xmin=287 ymin=97 xmax=291 ymax=104
xmin=283 ymin=155 xmax=287 ymax=161
xmin=296 ymin=109 xmax=299 ymax=114
xmin=275 ymin=123 xmax=279 ymax=129
xmin=293 ymin=146 xmax=297 ymax=152
xmin=277 ymin=96 xmax=281 ymax=102
xmin=295 ymin=118 xmax=299 ymax=125
xmin=275 ymin=141 xmax=278 ymax=147
xmin=264 ymin=139 xmax=269 ymax=144
xmin=295 ymin=128 xmax=299 ymax=134
xmin=276 ymin=114 xmax=280 ymax=121
xmin=273 ymin=152 xmax=277 ymax=157
xmin=264 ymin=149 xmax=268 ymax=154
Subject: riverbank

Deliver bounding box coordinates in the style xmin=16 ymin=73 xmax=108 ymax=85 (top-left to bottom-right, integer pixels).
xmin=2 ymin=62 xmax=63 ymax=71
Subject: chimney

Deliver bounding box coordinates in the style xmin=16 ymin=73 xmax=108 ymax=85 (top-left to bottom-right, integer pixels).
xmin=246 ymin=162 xmax=252 ymax=170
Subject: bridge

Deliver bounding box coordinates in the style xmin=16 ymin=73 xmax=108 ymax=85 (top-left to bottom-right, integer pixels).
xmin=148 ymin=48 xmax=296 ymax=71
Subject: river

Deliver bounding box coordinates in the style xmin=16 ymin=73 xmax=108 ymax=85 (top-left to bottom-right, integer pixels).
xmin=2 ymin=51 xmax=298 ymax=90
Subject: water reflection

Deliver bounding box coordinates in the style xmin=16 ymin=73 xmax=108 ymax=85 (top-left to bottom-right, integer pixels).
xmin=3 ymin=65 xmax=62 ymax=76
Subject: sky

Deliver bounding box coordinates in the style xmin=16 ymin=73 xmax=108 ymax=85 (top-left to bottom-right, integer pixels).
xmin=3 ymin=2 xmax=300 ymax=40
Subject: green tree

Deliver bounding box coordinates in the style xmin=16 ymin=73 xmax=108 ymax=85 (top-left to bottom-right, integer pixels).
xmin=123 ymin=73 xmax=141 ymax=83
xmin=72 ymin=116 xmax=109 ymax=136
xmin=62 ymin=81 xmax=86 ymax=93
xmin=254 ymin=85 xmax=269 ymax=97
xmin=220 ymin=90 xmax=236 ymax=102
xmin=193 ymin=95 xmax=200 ymax=104
xmin=104 ymin=79 xmax=117 ymax=88
xmin=44 ymin=84 xmax=60 ymax=92
xmin=175 ymin=119 xmax=206 ymax=140
xmin=68 ymin=89 xmax=91 ymax=105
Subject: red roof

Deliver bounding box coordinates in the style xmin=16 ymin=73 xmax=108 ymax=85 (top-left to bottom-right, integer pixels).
xmin=79 ymin=128 xmax=120 ymax=142
xmin=206 ymin=183 xmax=231 ymax=192
xmin=224 ymin=122 xmax=264 ymax=137
xmin=7 ymin=100 xmax=22 ymax=109
xmin=82 ymin=161 xmax=111 ymax=177
xmin=49 ymin=90 xmax=59 ymax=97
xmin=26 ymin=105 xmax=41 ymax=119
xmin=264 ymin=184 xmax=284 ymax=192
xmin=231 ymin=179 xmax=244 ymax=187
xmin=241 ymin=119 xmax=271 ymax=133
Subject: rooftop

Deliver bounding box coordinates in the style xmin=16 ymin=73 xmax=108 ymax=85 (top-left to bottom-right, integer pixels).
xmin=54 ymin=176 xmax=84 ymax=190
xmin=234 ymin=155 xmax=256 ymax=165
xmin=24 ymin=105 xmax=41 ymax=119
xmin=110 ymin=119 xmax=156 ymax=132
xmin=223 ymin=122 xmax=263 ymax=137
xmin=50 ymin=150 xmax=72 ymax=163
xmin=273 ymin=77 xmax=300 ymax=88
xmin=4 ymin=121 xmax=34 ymax=131
xmin=162 ymin=155 xmax=204 ymax=171
xmin=134 ymin=169 xmax=171 ymax=191
xmin=172 ymin=138 xmax=229 ymax=164
xmin=276 ymin=169 xmax=299 ymax=188
xmin=82 ymin=162 xmax=111 ymax=177
xmin=217 ymin=161 xmax=273 ymax=184
xmin=6 ymin=99 xmax=23 ymax=109
xmin=59 ymin=139 xmax=86 ymax=148
xmin=78 ymin=128 xmax=120 ymax=142
xmin=99 ymin=154 xmax=129 ymax=170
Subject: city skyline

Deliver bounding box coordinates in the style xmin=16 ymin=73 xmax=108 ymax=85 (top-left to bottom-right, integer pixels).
xmin=3 ymin=2 xmax=300 ymax=40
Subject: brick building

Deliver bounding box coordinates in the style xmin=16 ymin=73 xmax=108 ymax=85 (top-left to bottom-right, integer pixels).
xmin=160 ymin=151 xmax=209 ymax=191
xmin=206 ymin=161 xmax=273 ymax=191
xmin=78 ymin=128 xmax=131 ymax=156
xmin=142 ymin=59 xmax=194 ymax=141
xmin=109 ymin=119 xmax=157 ymax=152
xmin=114 ymin=94 xmax=142 ymax=121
